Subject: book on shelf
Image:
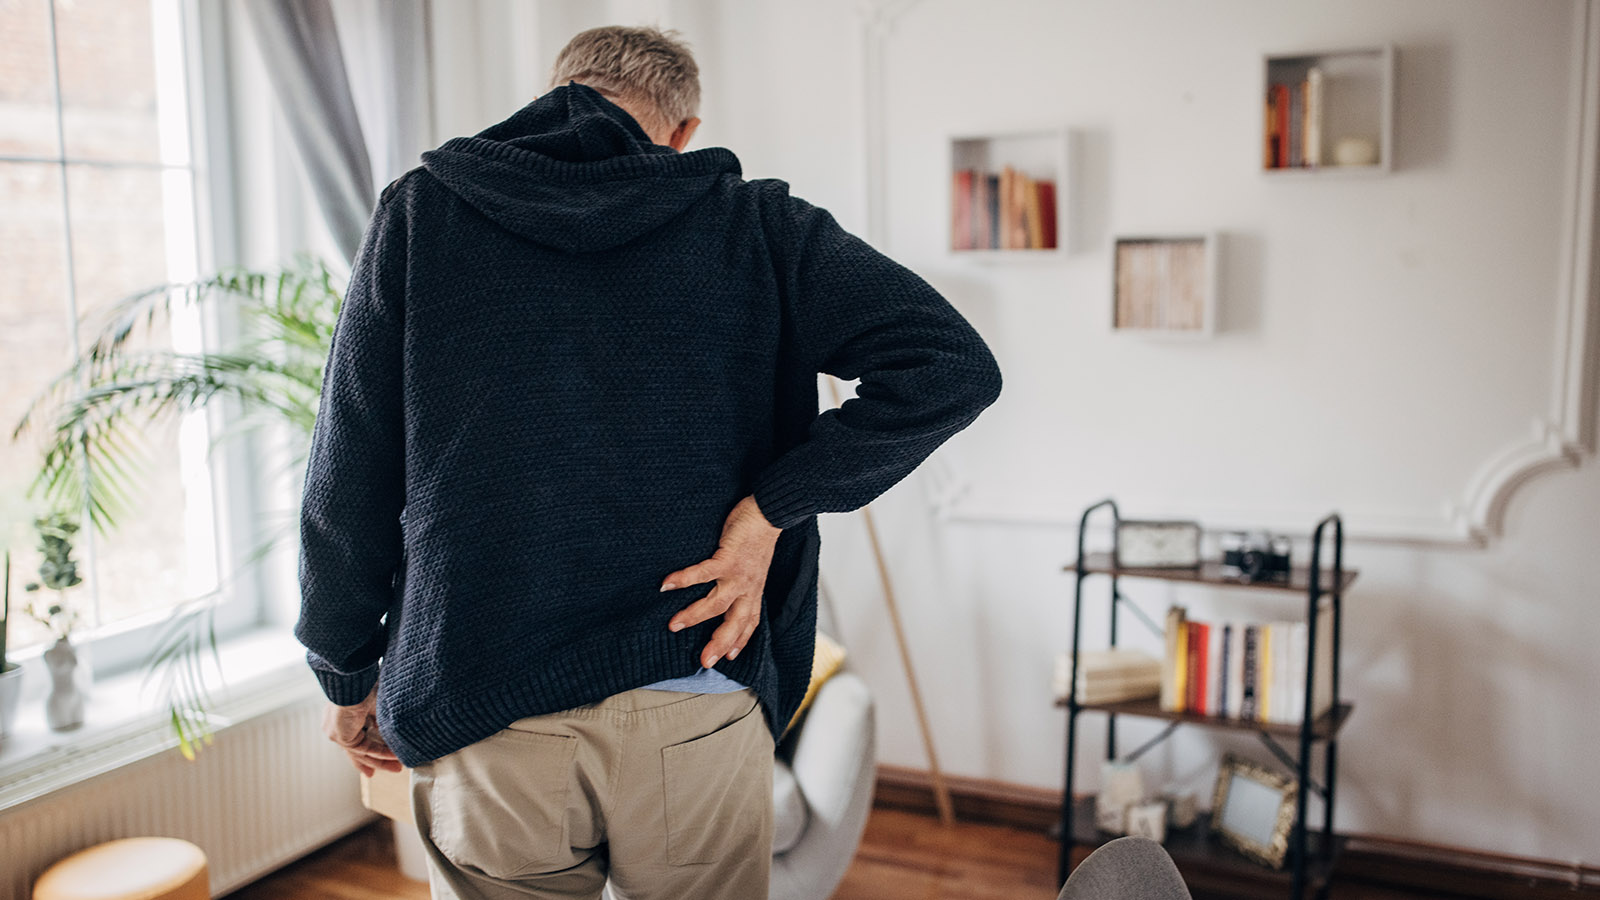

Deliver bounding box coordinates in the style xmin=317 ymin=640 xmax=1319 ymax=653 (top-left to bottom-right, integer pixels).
xmin=1263 ymin=89 xmax=1277 ymax=168
xmin=1265 ymin=66 xmax=1326 ymax=169
xmin=1287 ymin=79 xmax=1303 ymax=168
xmin=1054 ymin=648 xmax=1161 ymax=705
xmin=1272 ymin=83 xmax=1290 ymax=168
xmin=1160 ymin=604 xmax=1334 ymax=724
xmin=1037 ymin=179 xmax=1057 ymax=249
xmin=951 ymin=164 xmax=1057 ymax=250
xmin=979 ymin=172 xmax=992 ymax=245
xmin=1024 ymin=175 xmax=1043 ymax=249
xmin=1305 ymin=66 xmax=1325 ymax=167
xmin=950 ymin=168 xmax=973 ymax=250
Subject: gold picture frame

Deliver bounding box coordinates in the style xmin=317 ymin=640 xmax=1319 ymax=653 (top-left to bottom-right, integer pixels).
xmin=1209 ymin=753 xmax=1297 ymax=868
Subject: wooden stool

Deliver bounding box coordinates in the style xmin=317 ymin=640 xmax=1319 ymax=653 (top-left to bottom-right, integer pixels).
xmin=33 ymin=837 xmax=209 ymax=900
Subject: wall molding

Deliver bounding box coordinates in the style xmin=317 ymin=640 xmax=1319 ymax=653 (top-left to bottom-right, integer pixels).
xmin=1456 ymin=0 xmax=1600 ymax=542
xmin=874 ymin=764 xmax=1600 ymax=897
xmin=855 ymin=0 xmax=924 ymax=248
xmin=888 ymin=1 xmax=1600 ymax=547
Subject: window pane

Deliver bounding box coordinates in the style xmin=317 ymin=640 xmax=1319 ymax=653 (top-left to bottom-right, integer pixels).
xmin=0 ymin=0 xmax=62 ymax=157
xmin=54 ymin=0 xmax=161 ymax=163
xmin=65 ymin=161 xmax=213 ymax=631
xmin=1 ymin=161 xmax=74 ymax=655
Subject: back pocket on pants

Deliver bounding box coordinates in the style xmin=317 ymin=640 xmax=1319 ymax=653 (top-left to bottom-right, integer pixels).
xmin=425 ymin=729 xmax=578 ymax=879
xmin=660 ymin=696 xmax=771 ymax=865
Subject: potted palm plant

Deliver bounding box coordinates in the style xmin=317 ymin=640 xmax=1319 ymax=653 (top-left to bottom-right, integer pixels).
xmin=0 ymin=551 xmax=23 ymax=742
xmin=12 ymin=252 xmax=345 ymax=756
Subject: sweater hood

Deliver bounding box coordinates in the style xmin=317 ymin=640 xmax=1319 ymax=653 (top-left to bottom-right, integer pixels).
xmin=419 ymin=81 xmax=740 ymax=253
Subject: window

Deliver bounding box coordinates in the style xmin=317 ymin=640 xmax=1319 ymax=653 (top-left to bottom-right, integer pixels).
xmin=1 ymin=0 xmax=224 ymax=666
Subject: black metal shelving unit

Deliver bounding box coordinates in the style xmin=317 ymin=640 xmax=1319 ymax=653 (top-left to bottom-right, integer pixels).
xmin=1056 ymin=498 xmax=1355 ymax=900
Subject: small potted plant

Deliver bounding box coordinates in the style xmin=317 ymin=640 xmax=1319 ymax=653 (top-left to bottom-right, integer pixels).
xmin=0 ymin=551 xmax=24 ymax=742
xmin=23 ymin=513 xmax=87 ymax=731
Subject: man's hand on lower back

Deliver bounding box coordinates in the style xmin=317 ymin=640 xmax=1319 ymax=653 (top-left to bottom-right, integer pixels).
xmin=661 ymin=494 xmax=783 ymax=668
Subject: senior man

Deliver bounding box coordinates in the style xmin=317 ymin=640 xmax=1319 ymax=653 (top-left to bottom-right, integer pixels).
xmin=295 ymin=23 xmax=1001 ymax=900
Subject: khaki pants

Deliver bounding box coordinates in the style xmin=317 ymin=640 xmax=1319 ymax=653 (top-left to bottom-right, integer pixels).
xmin=409 ymin=687 xmax=775 ymax=900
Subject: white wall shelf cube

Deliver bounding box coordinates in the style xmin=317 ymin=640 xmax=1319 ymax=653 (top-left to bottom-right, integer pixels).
xmin=1110 ymin=233 xmax=1221 ymax=339
xmin=948 ymin=127 xmax=1070 ymax=260
xmin=1262 ymin=44 xmax=1395 ymax=175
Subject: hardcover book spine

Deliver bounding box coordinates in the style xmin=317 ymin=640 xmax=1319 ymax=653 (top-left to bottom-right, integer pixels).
xmin=1038 ymin=179 xmax=1058 ymax=249
xmin=1218 ymin=623 xmax=1231 ymax=719
xmin=1279 ymin=622 xmax=1291 ymax=723
xmin=1306 ymin=66 xmax=1325 ymax=167
xmin=1313 ymin=600 xmax=1335 ymax=719
xmin=1274 ymin=83 xmax=1290 ymax=169
xmin=1024 ymin=175 xmax=1044 ymax=248
xmin=985 ymin=174 xmax=1000 ymax=248
xmin=1161 ymin=606 xmax=1183 ymax=712
xmin=1256 ymin=625 xmax=1272 ymax=723
xmin=951 ymin=169 xmax=973 ymax=251
xmin=999 ymin=166 xmax=1014 ymax=249
xmin=1264 ymin=88 xmax=1277 ymax=168
xmin=1240 ymin=624 xmax=1258 ymax=721
xmin=1289 ymin=620 xmax=1308 ymax=723
xmin=1227 ymin=623 xmax=1245 ymax=720
xmin=1289 ymin=79 xmax=1304 ymax=167
xmin=1207 ymin=623 xmax=1222 ymax=717
xmin=1186 ymin=622 xmax=1202 ymax=713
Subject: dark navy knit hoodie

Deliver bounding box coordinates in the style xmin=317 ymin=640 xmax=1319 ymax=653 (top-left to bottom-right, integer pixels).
xmin=294 ymin=82 xmax=1002 ymax=767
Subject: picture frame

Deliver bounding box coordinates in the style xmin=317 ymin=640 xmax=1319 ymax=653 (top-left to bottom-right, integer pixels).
xmin=1209 ymin=753 xmax=1297 ymax=868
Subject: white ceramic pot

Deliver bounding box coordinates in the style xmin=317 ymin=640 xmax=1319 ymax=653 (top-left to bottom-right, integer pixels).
xmin=0 ymin=664 xmax=23 ymax=741
xmin=1332 ymin=136 xmax=1379 ymax=167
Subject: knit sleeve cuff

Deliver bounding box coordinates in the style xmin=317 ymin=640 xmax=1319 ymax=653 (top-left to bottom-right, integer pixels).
xmin=751 ymin=468 xmax=815 ymax=530
xmin=307 ymin=652 xmax=381 ymax=706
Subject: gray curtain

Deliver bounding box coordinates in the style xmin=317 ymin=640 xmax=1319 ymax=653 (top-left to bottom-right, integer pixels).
xmin=241 ymin=0 xmax=431 ymax=262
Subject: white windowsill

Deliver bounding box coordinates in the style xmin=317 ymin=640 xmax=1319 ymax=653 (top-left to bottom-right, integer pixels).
xmin=0 ymin=627 xmax=320 ymax=815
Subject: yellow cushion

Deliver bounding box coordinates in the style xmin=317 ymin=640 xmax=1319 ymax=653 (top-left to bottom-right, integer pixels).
xmin=782 ymin=631 xmax=847 ymax=739
xmin=33 ymin=837 xmax=208 ymax=900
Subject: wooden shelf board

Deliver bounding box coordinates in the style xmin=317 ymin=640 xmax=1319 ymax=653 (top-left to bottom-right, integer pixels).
xmin=1057 ymin=697 xmax=1354 ymax=741
xmin=1064 ymin=552 xmax=1358 ymax=594
xmin=1066 ymin=796 xmax=1347 ymax=891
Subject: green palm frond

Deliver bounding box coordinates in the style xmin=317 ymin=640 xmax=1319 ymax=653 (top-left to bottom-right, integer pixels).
xmin=12 ymin=250 xmax=348 ymax=759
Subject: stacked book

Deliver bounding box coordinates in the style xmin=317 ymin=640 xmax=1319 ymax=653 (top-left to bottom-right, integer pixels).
xmin=1159 ymin=604 xmax=1334 ymax=724
xmin=951 ymin=165 xmax=1058 ymax=250
xmin=1264 ymin=66 xmax=1325 ymax=169
xmin=1054 ymin=648 xmax=1162 ymax=705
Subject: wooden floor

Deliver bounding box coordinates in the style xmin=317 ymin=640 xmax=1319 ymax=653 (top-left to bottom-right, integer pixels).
xmin=228 ymin=808 xmax=1449 ymax=900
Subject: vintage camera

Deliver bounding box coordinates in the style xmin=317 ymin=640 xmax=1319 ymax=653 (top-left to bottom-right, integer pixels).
xmin=1218 ymin=531 xmax=1293 ymax=582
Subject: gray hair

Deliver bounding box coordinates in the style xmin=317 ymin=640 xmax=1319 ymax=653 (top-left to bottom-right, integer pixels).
xmin=547 ymin=25 xmax=701 ymax=136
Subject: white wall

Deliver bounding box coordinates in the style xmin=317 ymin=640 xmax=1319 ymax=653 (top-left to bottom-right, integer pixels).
xmin=428 ymin=0 xmax=1600 ymax=865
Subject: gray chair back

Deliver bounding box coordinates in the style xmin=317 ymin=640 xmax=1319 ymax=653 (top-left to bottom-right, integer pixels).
xmin=1057 ymin=836 xmax=1193 ymax=900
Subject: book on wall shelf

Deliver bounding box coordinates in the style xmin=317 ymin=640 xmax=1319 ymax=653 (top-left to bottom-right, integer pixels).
xmin=1263 ymin=45 xmax=1394 ymax=175
xmin=1159 ymin=604 xmax=1334 ymax=725
xmin=949 ymin=128 xmax=1068 ymax=257
xmin=1111 ymin=234 xmax=1219 ymax=337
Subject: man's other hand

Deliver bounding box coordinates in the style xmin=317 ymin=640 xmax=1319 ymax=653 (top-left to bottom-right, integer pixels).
xmin=323 ymin=682 xmax=403 ymax=776
xmin=661 ymin=494 xmax=783 ymax=668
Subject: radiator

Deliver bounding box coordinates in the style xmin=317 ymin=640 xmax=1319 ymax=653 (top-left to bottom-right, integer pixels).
xmin=0 ymin=674 xmax=377 ymax=899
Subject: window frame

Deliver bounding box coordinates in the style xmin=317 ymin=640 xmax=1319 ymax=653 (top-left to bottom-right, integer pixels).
xmin=2 ymin=0 xmax=266 ymax=684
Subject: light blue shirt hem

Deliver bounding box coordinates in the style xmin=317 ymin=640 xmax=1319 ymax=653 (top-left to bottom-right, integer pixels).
xmin=640 ymin=666 xmax=748 ymax=693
